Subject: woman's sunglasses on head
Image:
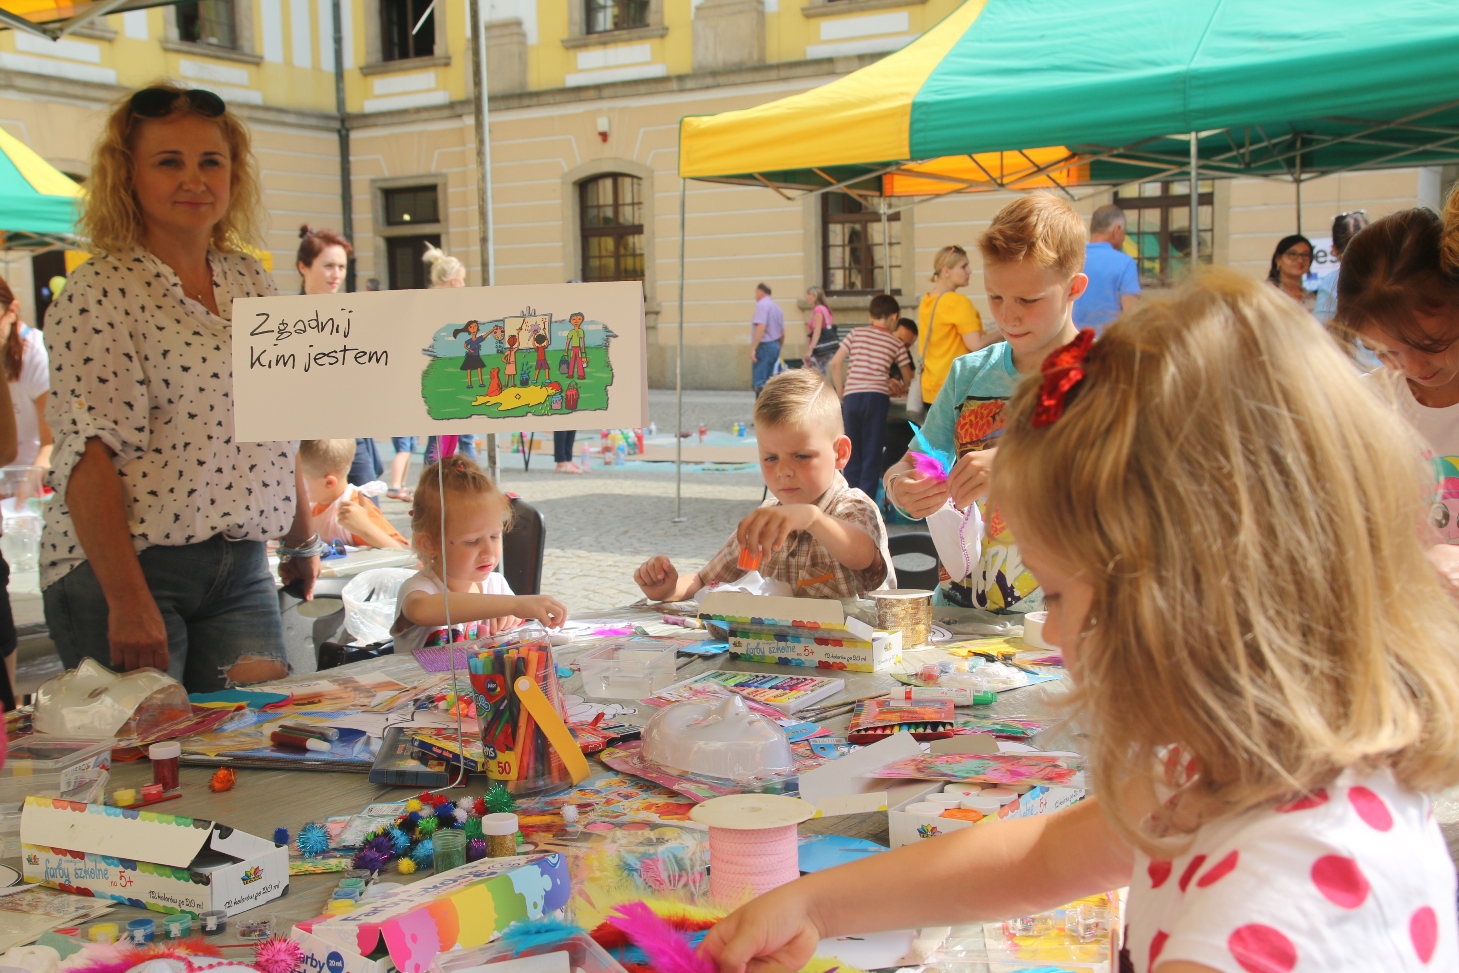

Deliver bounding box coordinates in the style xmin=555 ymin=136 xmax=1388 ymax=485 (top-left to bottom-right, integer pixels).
xmin=129 ymin=87 xmax=226 ymax=119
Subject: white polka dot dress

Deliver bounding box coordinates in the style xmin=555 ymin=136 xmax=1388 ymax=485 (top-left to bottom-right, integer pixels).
xmin=41 ymin=248 xmax=299 ymax=589
xmin=1124 ymin=769 xmax=1457 ymax=972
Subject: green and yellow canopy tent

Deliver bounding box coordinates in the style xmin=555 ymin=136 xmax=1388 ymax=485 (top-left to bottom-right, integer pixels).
xmin=678 ymin=0 xmax=1459 ymax=201
xmin=0 ymin=125 xmax=81 ymax=252
xmin=0 ymin=0 xmax=180 ymax=40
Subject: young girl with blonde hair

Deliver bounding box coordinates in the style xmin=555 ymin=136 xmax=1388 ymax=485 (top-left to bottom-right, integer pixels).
xmin=703 ymin=271 xmax=1459 ymax=973
xmin=390 ymin=456 xmax=567 ymax=653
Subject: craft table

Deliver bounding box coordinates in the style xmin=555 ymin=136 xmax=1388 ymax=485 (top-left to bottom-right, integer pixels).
xmin=8 ymin=604 xmax=1074 ymax=954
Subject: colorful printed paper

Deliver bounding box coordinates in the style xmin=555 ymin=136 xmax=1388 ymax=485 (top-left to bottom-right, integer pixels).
xmin=865 ymin=752 xmax=1081 ymax=785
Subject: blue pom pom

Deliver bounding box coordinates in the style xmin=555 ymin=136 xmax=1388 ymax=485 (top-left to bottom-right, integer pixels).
xmin=406 ymin=811 xmax=421 ymax=825
xmin=273 ymin=827 xmax=290 ymax=845
xmin=297 ymin=822 xmax=331 ymax=858
xmin=389 ymin=828 xmax=412 ymax=855
xmin=434 ymin=802 xmax=456 ymax=821
xmin=410 ymin=839 xmax=434 ymax=867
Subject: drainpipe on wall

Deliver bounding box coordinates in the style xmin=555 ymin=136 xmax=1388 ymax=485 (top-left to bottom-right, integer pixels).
xmin=334 ymin=0 xmax=355 ymax=292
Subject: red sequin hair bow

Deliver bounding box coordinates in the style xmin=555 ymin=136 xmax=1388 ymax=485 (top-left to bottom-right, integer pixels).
xmin=1030 ymin=328 xmax=1096 ymax=428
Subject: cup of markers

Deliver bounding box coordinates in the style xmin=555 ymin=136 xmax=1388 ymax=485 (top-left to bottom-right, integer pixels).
xmin=466 ymin=634 xmax=574 ymax=797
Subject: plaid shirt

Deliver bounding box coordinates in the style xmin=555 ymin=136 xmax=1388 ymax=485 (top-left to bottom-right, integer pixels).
xmin=697 ymin=473 xmax=896 ymax=598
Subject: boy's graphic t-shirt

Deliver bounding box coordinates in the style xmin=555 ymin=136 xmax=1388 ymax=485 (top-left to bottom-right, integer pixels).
xmin=919 ymin=342 xmax=1039 ymax=613
xmin=1396 ymin=380 xmax=1459 ymax=545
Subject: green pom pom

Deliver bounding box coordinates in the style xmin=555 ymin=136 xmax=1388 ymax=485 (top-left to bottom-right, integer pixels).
xmin=484 ymin=783 xmax=515 ymax=814
xmin=417 ymin=815 xmax=438 ymax=837
xmin=463 ymin=816 xmax=484 ymax=840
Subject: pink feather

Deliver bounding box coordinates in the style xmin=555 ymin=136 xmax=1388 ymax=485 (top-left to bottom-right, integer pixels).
xmin=606 ymin=903 xmax=716 ymax=973
xmin=910 ymin=451 xmax=948 ymax=482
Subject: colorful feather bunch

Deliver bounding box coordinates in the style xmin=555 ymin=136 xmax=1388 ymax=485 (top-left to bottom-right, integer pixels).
xmin=603 ymin=903 xmax=716 ymax=973
xmin=908 ymin=422 xmax=953 ymax=482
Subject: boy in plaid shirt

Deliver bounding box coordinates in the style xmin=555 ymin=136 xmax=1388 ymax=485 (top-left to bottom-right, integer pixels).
xmin=634 ymin=370 xmax=896 ymax=600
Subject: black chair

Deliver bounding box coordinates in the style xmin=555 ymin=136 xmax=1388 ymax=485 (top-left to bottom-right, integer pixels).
xmin=502 ymin=495 xmax=546 ymax=595
xmin=888 ymin=531 xmax=941 ymax=590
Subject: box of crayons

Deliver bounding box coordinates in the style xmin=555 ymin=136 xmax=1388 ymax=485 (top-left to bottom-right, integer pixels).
xmin=847 ymin=699 xmax=956 ymax=744
xmin=462 ymin=633 xmax=574 ymax=792
xmin=698 ymin=591 xmax=901 ymax=673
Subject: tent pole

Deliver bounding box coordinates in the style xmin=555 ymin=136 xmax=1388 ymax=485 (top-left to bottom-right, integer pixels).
xmin=1294 ymin=134 xmax=1303 ymax=236
xmin=674 ymin=178 xmax=686 ymax=524
xmin=332 ymin=0 xmax=353 ymax=294
xmin=468 ymin=0 xmax=500 ymax=483
xmin=880 ymin=197 xmax=891 ymax=295
xmin=1189 ymin=132 xmax=1199 ymax=269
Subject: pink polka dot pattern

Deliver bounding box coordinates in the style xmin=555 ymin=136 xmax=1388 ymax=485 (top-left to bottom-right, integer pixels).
xmin=1275 ymin=789 xmax=1328 ymax=813
xmin=1148 ymin=859 xmax=1172 ymax=889
xmin=1348 ymin=786 xmax=1393 ymax=831
xmin=1196 ymin=850 xmax=1239 ymax=889
xmin=1178 ymin=854 xmax=1207 ymax=893
xmin=1149 ymin=930 xmax=1169 ymax=967
xmin=1411 ymin=906 xmax=1438 ymax=964
xmin=1228 ymin=923 xmax=1298 ymax=973
xmin=1310 ymin=855 xmax=1369 ymax=909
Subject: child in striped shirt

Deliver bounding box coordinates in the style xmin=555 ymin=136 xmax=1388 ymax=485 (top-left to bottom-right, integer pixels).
xmin=830 ymin=293 xmax=914 ymax=496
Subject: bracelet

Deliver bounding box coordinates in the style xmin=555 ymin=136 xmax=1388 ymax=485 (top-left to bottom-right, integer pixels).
xmin=884 ymin=471 xmax=918 ymax=521
xmin=278 ymin=533 xmax=328 ymax=559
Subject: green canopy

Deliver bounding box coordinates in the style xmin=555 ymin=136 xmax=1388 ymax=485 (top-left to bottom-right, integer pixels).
xmin=680 ymin=0 xmax=1459 ymax=196
xmin=0 ymin=125 xmax=80 ymax=248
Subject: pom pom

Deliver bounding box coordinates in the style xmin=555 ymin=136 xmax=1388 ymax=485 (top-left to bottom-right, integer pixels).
xmin=364 ymin=834 xmax=394 ymax=858
xmin=417 ymin=816 xmax=438 ymax=837
xmin=273 ymin=827 xmax=290 ymax=845
xmin=606 ymin=903 xmax=716 ymax=973
xmin=352 ymin=848 xmax=389 ymax=874
xmin=397 ymin=856 xmax=417 ymax=875
xmin=388 ymin=828 xmax=412 ymax=855
xmin=405 ymin=811 xmax=421 ymax=826
xmin=484 ymin=783 xmax=515 ymax=813
xmin=463 ymin=817 xmax=484 ymax=840
xmin=209 ymin=767 xmax=236 ymax=793
xmin=253 ymin=936 xmax=305 ymax=973
xmin=434 ymin=802 xmax=456 ymax=823
xmin=472 ymin=797 xmax=487 ymax=816
xmin=297 ymin=822 xmax=331 ymax=858
xmin=410 ymin=839 xmax=434 ymax=867
xmin=405 ymin=799 xmax=424 ymax=813
xmin=466 ymin=837 xmax=488 ymax=862
xmin=452 ymin=806 xmax=470 ymax=824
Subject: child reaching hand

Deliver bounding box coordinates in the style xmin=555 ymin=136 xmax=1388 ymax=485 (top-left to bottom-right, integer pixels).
xmin=702 ymin=273 xmax=1459 ymax=973
xmin=635 ymin=369 xmax=895 ymax=601
xmin=391 ymin=456 xmax=567 ymax=653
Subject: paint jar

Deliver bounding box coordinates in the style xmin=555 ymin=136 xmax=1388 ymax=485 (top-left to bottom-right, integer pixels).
xmin=344 ymin=869 xmax=374 ymax=883
xmin=126 ymin=918 xmax=156 ymax=944
xmin=141 ymin=783 xmax=164 ymax=802
xmin=331 ymin=888 xmax=361 ymax=901
xmin=433 ymin=830 xmax=467 ymax=873
xmin=903 ymin=803 xmax=946 ymax=817
xmin=338 ymin=878 xmax=366 ymax=890
xmin=87 ymin=924 xmax=119 ymax=944
xmin=163 ymin=914 xmax=192 ymax=939
xmin=961 ymin=795 xmax=1003 ymax=815
xmin=362 ymin=882 xmax=402 ymax=901
xmin=112 ymin=788 xmax=136 ymax=806
xmin=944 ymin=783 xmax=982 ymax=797
xmin=149 ymin=741 xmax=181 ymax=791
xmin=938 ymin=808 xmax=983 ymax=822
xmin=925 ymin=794 xmax=962 ymax=807
xmin=200 ymin=911 xmax=227 ymax=936
xmin=326 ymin=900 xmax=355 ymax=915
xmin=981 ymin=788 xmax=1018 ymax=805
xmin=483 ymin=813 xmax=519 ymax=857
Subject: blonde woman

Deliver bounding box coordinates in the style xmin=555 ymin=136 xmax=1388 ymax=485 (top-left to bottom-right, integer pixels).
xmin=416 ymin=243 xmax=476 ymax=464
xmin=915 ymin=245 xmax=1001 ymax=405
xmin=41 ymin=85 xmax=316 ymax=692
xmin=423 ymin=242 xmax=466 ymax=288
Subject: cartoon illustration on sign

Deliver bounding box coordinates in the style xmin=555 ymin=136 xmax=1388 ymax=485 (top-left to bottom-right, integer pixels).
xmin=421 ymin=307 xmax=616 ymax=419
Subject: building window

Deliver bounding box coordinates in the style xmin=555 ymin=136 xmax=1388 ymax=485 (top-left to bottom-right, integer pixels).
xmin=1114 ymin=180 xmax=1214 ymax=286
xmin=381 ymin=0 xmax=434 ymax=61
xmin=384 ymin=186 xmax=440 ymax=226
xmin=823 ymin=194 xmax=900 ymax=295
xmin=386 ymin=235 xmax=441 ymax=289
xmin=586 ymin=0 xmax=649 ymax=34
xmin=580 ymin=174 xmax=644 ymax=281
xmin=379 ymin=183 xmax=445 ymax=289
xmin=176 ymin=0 xmax=237 ymax=48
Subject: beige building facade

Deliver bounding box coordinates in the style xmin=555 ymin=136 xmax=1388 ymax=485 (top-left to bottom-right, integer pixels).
xmin=0 ymin=0 xmax=1449 ymax=388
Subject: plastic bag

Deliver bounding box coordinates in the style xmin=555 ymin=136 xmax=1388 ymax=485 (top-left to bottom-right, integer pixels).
xmin=341 ymin=567 xmax=416 ymax=643
xmin=33 ymin=660 xmax=190 ymax=740
xmin=693 ymin=570 xmax=793 ymax=602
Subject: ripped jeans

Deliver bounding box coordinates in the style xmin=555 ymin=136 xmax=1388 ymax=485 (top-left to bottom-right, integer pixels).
xmin=44 ymin=535 xmax=288 ymax=692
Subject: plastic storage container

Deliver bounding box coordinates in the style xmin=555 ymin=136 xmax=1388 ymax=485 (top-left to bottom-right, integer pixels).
xmin=0 ymin=735 xmax=114 ymax=808
xmin=578 ymin=638 xmax=679 ymax=698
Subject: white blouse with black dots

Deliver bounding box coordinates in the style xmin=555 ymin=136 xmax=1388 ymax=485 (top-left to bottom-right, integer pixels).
xmin=41 ymin=247 xmax=300 ymax=589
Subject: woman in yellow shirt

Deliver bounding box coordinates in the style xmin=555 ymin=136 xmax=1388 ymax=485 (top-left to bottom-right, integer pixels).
xmin=916 ymin=245 xmax=1002 ymax=403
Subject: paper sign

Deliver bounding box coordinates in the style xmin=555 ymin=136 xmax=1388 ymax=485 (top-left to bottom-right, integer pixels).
xmin=231 ymin=282 xmax=647 ymax=441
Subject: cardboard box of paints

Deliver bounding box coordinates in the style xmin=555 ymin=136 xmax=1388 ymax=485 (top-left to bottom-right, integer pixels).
xmin=20 ymin=796 xmax=288 ymax=915
xmin=294 ymin=853 xmax=570 ymax=973
xmin=700 ymin=591 xmax=901 ymax=673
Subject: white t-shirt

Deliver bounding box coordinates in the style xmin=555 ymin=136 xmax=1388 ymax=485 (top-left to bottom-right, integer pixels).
xmin=1396 ymin=381 xmax=1459 ymax=545
xmin=1123 ymin=768 xmax=1456 ymax=972
xmin=389 ymin=568 xmax=514 ymax=654
xmin=9 ymin=325 xmax=47 ymax=467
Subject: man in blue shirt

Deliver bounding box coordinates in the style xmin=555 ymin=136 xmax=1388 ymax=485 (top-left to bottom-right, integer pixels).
xmin=1073 ymin=205 xmax=1141 ymax=335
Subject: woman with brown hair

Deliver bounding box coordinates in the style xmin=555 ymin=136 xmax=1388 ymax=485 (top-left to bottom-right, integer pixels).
xmin=0 ymin=277 xmax=50 ymax=476
xmin=41 ymin=84 xmax=318 ymax=691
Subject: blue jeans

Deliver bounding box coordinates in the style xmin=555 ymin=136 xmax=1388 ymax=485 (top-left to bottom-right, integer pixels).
xmin=842 ymin=392 xmax=889 ymax=496
xmin=752 ymin=340 xmax=781 ymax=392
xmin=349 ymin=439 xmax=383 ymax=507
xmin=392 ymin=436 xmax=419 ymax=454
xmin=554 ymin=430 xmax=577 ymax=463
xmin=43 ymin=536 xmax=286 ymax=693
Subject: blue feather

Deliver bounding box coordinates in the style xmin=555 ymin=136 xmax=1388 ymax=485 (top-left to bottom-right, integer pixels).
xmin=909 ymin=422 xmax=953 ymax=470
xmin=499 ymin=916 xmax=585 ymax=953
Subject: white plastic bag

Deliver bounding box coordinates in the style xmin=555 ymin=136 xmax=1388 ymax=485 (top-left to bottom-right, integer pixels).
xmin=341 ymin=567 xmax=416 ymax=644
xmin=926 ymin=500 xmax=980 ymax=584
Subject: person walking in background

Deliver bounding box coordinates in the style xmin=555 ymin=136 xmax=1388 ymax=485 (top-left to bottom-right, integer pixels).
xmin=830 ymin=294 xmax=912 ymax=497
xmin=1268 ymin=234 xmax=1317 ymax=311
xmin=803 ymin=286 xmax=839 ymax=376
xmin=554 ymin=431 xmax=584 ymax=474
xmin=916 ymin=245 xmax=999 ymax=408
xmin=1072 ymin=205 xmax=1140 ymax=335
xmin=750 ymin=283 xmax=784 ymax=396
xmin=1314 ymin=210 xmax=1370 ymax=325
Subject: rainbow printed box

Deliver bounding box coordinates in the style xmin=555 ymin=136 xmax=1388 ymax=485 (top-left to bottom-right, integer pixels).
xmin=292 ymin=853 xmax=570 ymax=973
xmin=700 ymin=591 xmax=901 ymax=673
xmin=19 ymin=796 xmax=288 ymax=916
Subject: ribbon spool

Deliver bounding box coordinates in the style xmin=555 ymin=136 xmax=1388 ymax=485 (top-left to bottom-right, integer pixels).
xmin=690 ymin=794 xmax=815 ymax=902
xmin=872 ymin=589 xmax=934 ymax=649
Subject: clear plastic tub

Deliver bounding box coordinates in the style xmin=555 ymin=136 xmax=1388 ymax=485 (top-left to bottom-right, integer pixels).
xmin=6 ymin=735 xmax=113 ymax=783
xmin=578 ymin=638 xmax=679 ymax=698
xmin=0 ymin=808 xmax=19 ymax=858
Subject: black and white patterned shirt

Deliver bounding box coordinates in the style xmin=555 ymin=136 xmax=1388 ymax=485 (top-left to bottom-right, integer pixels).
xmin=41 ymin=247 xmax=299 ymax=589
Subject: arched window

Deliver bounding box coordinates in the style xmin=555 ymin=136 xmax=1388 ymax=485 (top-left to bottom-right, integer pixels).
xmin=580 ymin=174 xmax=644 ymax=282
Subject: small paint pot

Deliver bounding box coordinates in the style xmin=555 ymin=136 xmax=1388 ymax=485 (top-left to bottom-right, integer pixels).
xmin=200 ymin=911 xmax=227 ymax=935
xmin=163 ymin=914 xmax=192 ymax=939
xmin=981 ymin=788 xmax=1018 ymax=805
xmin=944 ymin=783 xmax=982 ymax=797
xmin=331 ymin=888 xmax=361 ymax=901
xmin=126 ymin=918 xmax=155 ymax=944
xmin=141 ymin=784 xmax=164 ymax=802
xmin=903 ymin=802 xmax=946 ymax=817
xmin=87 ymin=923 xmax=119 ymax=944
xmin=338 ymin=878 xmax=366 ymax=890
xmin=112 ymin=789 xmax=136 ymax=806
